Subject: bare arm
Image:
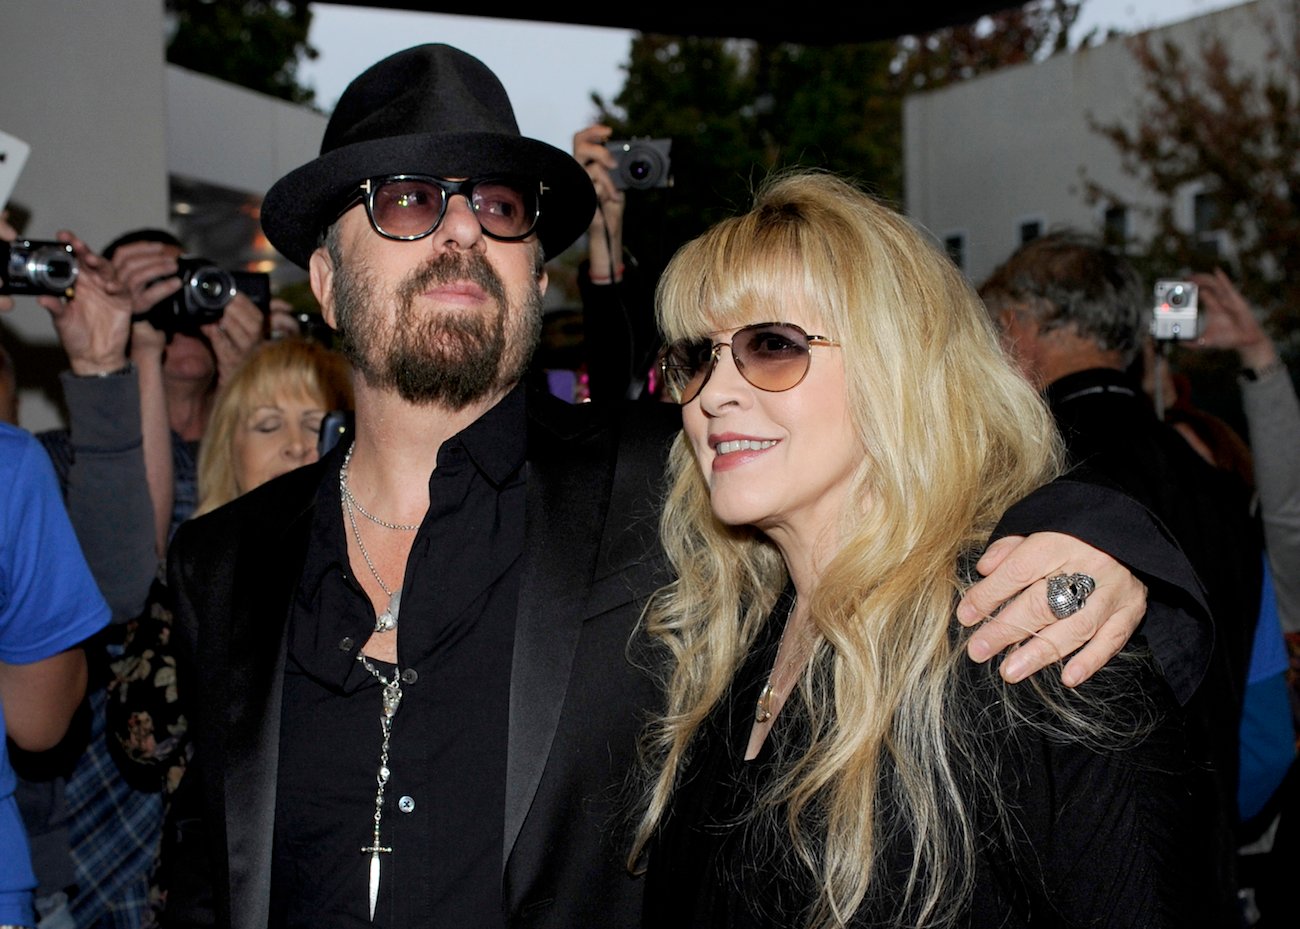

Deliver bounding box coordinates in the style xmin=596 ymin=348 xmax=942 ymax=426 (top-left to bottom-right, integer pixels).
xmin=574 ymin=124 xmax=625 ymax=284
xmin=0 ymin=648 xmax=88 ymax=751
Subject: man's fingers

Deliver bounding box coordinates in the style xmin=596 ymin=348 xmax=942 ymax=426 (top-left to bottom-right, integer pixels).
xmin=967 ymin=571 xmax=1146 ymax=685
xmin=222 ymin=297 xmax=265 ymax=348
xmin=958 ymin=534 xmax=1064 ymax=627
xmin=1059 ymin=600 xmax=1146 ymax=687
xmin=973 ymin=534 xmax=1022 ymax=578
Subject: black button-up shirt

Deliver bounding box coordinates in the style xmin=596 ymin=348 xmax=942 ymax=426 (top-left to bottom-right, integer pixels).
xmin=271 ymin=386 xmax=527 ymax=928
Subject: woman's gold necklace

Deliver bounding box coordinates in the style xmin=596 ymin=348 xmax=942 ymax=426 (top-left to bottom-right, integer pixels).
xmin=755 ymin=597 xmax=801 ymax=723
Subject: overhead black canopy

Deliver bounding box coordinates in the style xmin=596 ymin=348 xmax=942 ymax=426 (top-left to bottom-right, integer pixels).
xmin=316 ymin=1 xmax=1018 ymax=44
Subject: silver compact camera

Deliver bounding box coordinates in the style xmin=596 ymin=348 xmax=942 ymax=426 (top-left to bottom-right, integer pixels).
xmin=1151 ymin=280 xmax=1200 ymax=341
xmin=0 ymin=238 xmax=78 ymax=297
xmin=605 ymin=138 xmax=673 ymax=190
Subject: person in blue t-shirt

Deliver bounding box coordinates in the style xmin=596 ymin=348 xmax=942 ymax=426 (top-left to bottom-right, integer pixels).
xmin=0 ymin=422 xmax=111 ymax=926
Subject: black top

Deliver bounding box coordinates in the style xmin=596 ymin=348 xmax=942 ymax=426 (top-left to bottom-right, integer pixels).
xmin=645 ymin=592 xmax=1225 ymax=929
xmin=271 ymin=385 xmax=527 ymax=929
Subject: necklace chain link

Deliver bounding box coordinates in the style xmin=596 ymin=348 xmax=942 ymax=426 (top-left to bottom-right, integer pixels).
xmin=340 ymin=443 xmax=423 ymax=531
xmin=340 ymin=444 xmax=410 ymax=633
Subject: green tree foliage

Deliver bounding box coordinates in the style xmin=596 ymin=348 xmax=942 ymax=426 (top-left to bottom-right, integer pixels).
xmin=165 ymin=0 xmax=317 ymax=105
xmin=894 ymin=0 xmax=1080 ymax=92
xmin=1088 ymin=3 xmax=1300 ymax=346
xmin=597 ymin=2 xmax=1081 ymax=272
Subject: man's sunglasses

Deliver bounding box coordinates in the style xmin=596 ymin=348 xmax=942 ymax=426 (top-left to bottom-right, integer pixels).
xmin=339 ymin=175 xmax=543 ymax=243
xmin=659 ymin=322 xmax=841 ymax=405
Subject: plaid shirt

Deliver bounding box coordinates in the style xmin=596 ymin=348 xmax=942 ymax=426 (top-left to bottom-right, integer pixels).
xmin=66 ymin=687 xmax=162 ymax=929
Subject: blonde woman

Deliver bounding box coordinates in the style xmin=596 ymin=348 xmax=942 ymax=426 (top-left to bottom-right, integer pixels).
xmin=195 ymin=336 xmax=353 ymax=515
xmin=635 ymin=174 xmax=1221 ymax=928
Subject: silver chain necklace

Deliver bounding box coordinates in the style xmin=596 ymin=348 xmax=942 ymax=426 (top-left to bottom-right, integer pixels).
xmin=341 ymin=444 xmax=422 ymax=531
xmin=340 ymin=445 xmax=417 ymax=633
xmin=357 ymin=653 xmax=402 ymax=921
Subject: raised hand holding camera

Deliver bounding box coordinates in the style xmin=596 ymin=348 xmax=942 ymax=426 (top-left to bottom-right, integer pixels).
xmin=33 ymin=231 xmax=135 ymax=376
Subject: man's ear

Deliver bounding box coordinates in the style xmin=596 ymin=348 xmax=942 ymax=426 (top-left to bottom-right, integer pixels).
xmin=537 ymin=266 xmax=548 ymax=297
xmin=309 ymin=246 xmax=337 ymax=330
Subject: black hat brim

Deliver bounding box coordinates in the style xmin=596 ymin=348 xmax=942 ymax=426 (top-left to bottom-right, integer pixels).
xmin=262 ymin=130 xmax=595 ymax=268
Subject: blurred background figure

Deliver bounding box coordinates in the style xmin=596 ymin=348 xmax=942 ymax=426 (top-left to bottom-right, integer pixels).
xmin=1 ymin=423 xmax=110 ymax=929
xmin=195 ymin=336 xmax=353 ymax=515
xmin=981 ymin=233 xmax=1269 ymax=922
xmin=0 ymin=343 xmax=18 ymax=426
xmin=1140 ymin=267 xmax=1299 ymax=921
xmin=99 ymin=228 xmax=268 ymax=540
xmin=569 ymin=124 xmax=660 ymax=402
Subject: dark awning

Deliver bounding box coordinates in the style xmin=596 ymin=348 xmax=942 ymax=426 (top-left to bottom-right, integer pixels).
xmin=316 ymin=2 xmax=1018 ymax=44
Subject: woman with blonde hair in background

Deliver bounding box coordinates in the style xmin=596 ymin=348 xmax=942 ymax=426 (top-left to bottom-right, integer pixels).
xmin=635 ymin=172 xmax=1224 ymax=928
xmin=195 ymin=336 xmax=353 ymax=515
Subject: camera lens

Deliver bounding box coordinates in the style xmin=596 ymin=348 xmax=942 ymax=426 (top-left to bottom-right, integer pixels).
xmin=26 ymin=245 xmax=79 ymax=291
xmin=1167 ymin=285 xmax=1187 ymax=308
xmin=621 ymin=144 xmax=666 ymax=190
xmin=186 ymin=265 xmax=236 ymax=312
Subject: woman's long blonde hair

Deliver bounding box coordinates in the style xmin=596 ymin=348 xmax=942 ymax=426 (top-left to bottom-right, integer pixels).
xmin=633 ymin=173 xmax=1064 ymax=927
xmin=195 ymin=337 xmax=353 ymax=515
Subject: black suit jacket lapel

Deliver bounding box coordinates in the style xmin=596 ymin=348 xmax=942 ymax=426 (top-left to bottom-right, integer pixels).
xmin=220 ymin=469 xmax=318 ymax=929
xmin=503 ymin=400 xmax=616 ymax=865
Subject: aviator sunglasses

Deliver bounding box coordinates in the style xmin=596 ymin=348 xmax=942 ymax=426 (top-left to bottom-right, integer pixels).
xmin=659 ymin=322 xmax=841 ymax=405
xmin=339 ymin=175 xmax=543 ymax=243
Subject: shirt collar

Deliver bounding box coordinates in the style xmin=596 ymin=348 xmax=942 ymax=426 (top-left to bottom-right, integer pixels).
xmin=296 ymin=381 xmax=529 ymax=599
xmin=449 ymin=380 xmax=528 ymax=489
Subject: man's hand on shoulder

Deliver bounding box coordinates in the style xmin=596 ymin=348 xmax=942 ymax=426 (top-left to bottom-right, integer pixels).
xmin=957 ymin=532 xmax=1148 ymax=687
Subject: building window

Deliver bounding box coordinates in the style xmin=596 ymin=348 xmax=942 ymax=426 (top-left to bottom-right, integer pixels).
xmin=1103 ymin=205 xmax=1128 ymax=247
xmin=1018 ymin=218 xmax=1043 ymax=245
xmin=943 ymin=232 xmax=966 ymax=271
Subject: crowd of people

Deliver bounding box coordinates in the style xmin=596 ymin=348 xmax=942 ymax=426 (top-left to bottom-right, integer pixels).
xmin=0 ymin=38 xmax=1295 ymax=929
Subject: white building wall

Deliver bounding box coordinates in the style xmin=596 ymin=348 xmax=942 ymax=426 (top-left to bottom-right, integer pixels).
xmin=904 ymin=0 xmax=1283 ymax=284
xmin=165 ymin=67 xmax=327 ymax=199
xmin=0 ymin=0 xmax=325 ymax=431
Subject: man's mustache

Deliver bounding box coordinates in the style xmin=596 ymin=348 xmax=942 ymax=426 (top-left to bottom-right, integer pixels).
xmin=397 ymin=250 xmax=507 ymax=308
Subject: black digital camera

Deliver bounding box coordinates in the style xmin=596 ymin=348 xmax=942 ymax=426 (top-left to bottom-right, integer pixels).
xmin=138 ymin=257 xmax=271 ymax=334
xmin=0 ymin=238 xmax=78 ymax=297
xmin=605 ymin=138 xmax=673 ymax=190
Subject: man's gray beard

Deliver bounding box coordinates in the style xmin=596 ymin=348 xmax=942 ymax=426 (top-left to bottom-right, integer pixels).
xmin=330 ymin=246 xmax=542 ymax=409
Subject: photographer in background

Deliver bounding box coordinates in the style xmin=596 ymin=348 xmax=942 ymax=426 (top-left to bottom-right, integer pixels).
xmin=1186 ymin=270 xmax=1300 ymax=636
xmin=572 ymin=125 xmax=661 ymax=401
xmin=981 ymin=232 xmax=1264 ymax=922
xmin=99 ymin=229 xmax=266 ymax=544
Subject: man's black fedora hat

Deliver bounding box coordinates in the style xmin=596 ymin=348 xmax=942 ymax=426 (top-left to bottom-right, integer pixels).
xmin=261 ymin=44 xmax=595 ymax=268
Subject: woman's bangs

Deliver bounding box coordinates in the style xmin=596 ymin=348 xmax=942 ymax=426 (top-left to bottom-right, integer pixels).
xmin=660 ymin=223 xmax=818 ymax=341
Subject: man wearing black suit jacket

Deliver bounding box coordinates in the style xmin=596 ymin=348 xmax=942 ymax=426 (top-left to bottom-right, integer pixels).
xmin=161 ymin=45 xmax=1210 ymax=929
